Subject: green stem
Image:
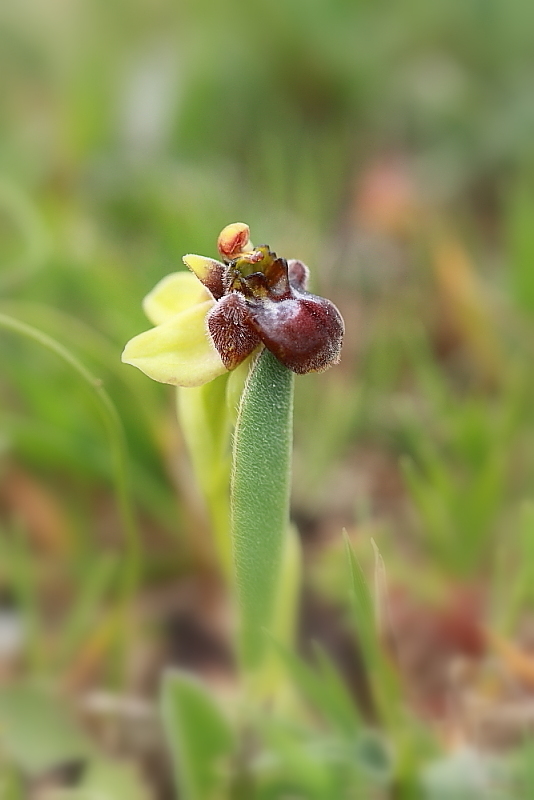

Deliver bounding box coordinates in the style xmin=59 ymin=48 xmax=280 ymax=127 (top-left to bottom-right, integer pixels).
xmin=0 ymin=313 xmax=141 ymax=624
xmin=231 ymin=349 xmax=295 ymax=677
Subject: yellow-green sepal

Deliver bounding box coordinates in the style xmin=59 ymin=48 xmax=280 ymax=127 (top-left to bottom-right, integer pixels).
xmin=143 ymin=272 xmax=213 ymax=325
xmin=122 ymin=300 xmax=227 ymax=387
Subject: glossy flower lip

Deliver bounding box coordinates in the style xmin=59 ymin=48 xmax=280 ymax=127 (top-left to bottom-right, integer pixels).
xmin=121 ymin=224 xmax=344 ymax=386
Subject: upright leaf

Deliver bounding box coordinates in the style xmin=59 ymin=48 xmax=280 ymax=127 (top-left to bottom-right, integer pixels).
xmin=0 ymin=684 xmax=94 ymax=776
xmin=161 ymin=671 xmax=234 ymax=800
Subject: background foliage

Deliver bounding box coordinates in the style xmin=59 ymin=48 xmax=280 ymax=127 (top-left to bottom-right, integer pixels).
xmin=1 ymin=0 xmax=534 ymax=797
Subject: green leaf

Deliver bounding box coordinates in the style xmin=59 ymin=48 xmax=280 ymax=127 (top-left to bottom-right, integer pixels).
xmin=0 ymin=684 xmax=94 ymax=776
xmin=354 ymin=730 xmax=393 ymax=782
xmin=256 ymin=720 xmax=388 ymax=800
xmin=231 ymin=350 xmax=294 ymax=673
xmin=161 ymin=670 xmax=234 ymax=800
xmin=257 ymin=720 xmax=333 ymax=799
xmin=0 ymin=686 xmax=150 ymax=800
xmin=268 ymin=636 xmax=355 ymax=734
xmin=58 ymin=759 xmax=150 ymax=800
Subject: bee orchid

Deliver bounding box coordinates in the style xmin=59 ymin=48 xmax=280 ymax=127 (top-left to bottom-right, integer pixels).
xmin=122 ymin=223 xmax=344 ymax=386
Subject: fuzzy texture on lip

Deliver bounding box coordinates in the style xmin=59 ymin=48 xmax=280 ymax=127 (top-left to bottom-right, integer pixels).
xmin=207 ymin=293 xmax=261 ymax=371
xmin=121 ymin=225 xmax=344 ymax=386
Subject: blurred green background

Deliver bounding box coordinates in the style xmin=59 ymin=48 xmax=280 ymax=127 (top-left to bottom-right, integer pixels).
xmin=2 ymin=0 xmax=534 ymax=797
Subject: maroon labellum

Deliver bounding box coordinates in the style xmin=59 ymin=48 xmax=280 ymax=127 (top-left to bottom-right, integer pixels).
xmin=207 ymin=293 xmax=261 ymax=371
xmin=247 ymin=291 xmax=344 ymax=374
xmin=204 ymin=237 xmax=344 ymax=375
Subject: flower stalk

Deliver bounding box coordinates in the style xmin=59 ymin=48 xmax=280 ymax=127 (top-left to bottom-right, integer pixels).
xmin=231 ymin=349 xmax=295 ymax=677
xmin=122 ymin=222 xmax=344 ymax=684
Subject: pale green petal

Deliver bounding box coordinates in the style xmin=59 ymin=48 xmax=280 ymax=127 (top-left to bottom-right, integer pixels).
xmin=142 ymin=271 xmax=212 ymax=325
xmin=122 ymin=300 xmax=227 ymax=386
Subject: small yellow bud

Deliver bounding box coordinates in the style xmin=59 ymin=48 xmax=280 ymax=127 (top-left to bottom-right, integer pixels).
xmin=217 ymin=222 xmax=251 ymax=260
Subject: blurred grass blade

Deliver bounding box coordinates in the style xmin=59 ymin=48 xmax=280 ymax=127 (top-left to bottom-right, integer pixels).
xmin=269 ymin=635 xmax=358 ymax=734
xmin=371 ymin=538 xmax=387 ymax=633
xmin=400 ymin=456 xmax=453 ymax=567
xmin=56 ymin=552 xmax=118 ymax=670
xmin=342 ymin=533 xmax=400 ymax=725
xmin=231 ymin=349 xmax=294 ymax=674
xmin=342 ymin=531 xmax=375 ymax=665
xmin=161 ymin=670 xmax=234 ymax=800
xmin=311 ymin=642 xmax=362 ymax=734
xmin=0 ymin=179 xmax=50 ymax=293
xmin=0 ymin=313 xmax=140 ymax=616
xmin=63 ymin=609 xmax=122 ymax=691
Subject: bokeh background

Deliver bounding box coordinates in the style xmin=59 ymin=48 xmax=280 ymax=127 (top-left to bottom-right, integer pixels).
xmin=2 ymin=0 xmax=534 ymax=797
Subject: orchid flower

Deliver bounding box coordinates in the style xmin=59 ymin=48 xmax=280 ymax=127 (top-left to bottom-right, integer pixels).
xmin=122 ymin=223 xmax=344 ymax=386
